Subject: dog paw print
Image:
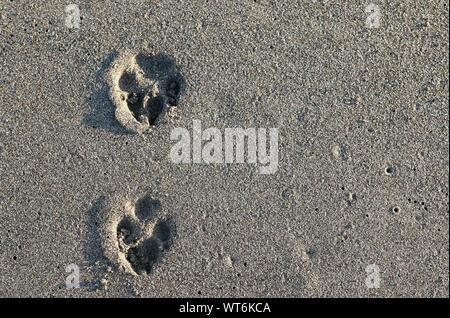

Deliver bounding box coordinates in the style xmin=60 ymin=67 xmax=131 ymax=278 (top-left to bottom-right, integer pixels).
xmin=108 ymin=51 xmax=185 ymax=134
xmin=99 ymin=194 xmax=176 ymax=275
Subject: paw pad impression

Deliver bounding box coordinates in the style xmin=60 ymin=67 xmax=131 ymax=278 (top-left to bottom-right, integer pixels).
xmin=99 ymin=193 xmax=176 ymax=275
xmin=108 ymin=50 xmax=184 ymax=133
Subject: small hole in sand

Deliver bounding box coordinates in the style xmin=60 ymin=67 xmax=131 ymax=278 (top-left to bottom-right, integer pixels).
xmin=392 ymin=206 xmax=401 ymax=214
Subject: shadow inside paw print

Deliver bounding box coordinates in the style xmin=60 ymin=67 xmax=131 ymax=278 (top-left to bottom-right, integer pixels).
xmin=166 ymin=77 xmax=181 ymax=106
xmin=115 ymin=196 xmax=175 ymax=275
xmin=109 ymin=51 xmax=185 ymax=133
xmin=134 ymin=195 xmax=162 ymax=222
xmin=126 ymin=218 xmax=174 ymax=275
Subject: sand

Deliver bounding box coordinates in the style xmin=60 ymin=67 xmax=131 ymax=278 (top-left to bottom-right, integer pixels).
xmin=0 ymin=0 xmax=448 ymax=297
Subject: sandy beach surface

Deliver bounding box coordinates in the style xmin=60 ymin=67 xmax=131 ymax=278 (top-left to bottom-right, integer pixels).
xmin=0 ymin=0 xmax=448 ymax=297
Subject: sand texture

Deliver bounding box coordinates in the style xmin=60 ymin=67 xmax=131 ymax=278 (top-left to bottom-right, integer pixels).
xmin=0 ymin=0 xmax=448 ymax=297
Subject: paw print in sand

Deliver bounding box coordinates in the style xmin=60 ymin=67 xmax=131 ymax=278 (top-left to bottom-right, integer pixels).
xmin=108 ymin=50 xmax=184 ymax=134
xmin=100 ymin=193 xmax=176 ymax=275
